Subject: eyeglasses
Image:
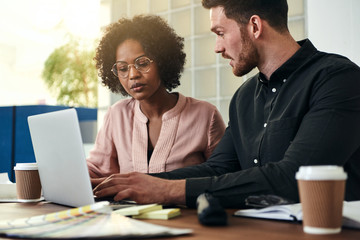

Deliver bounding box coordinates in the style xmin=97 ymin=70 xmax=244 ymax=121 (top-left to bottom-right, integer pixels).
xmin=111 ymin=56 xmax=153 ymax=78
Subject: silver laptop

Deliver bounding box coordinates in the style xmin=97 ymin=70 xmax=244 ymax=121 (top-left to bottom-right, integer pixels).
xmin=28 ymin=108 xmax=133 ymax=208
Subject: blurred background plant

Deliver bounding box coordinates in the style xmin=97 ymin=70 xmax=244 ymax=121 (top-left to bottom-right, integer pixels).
xmin=42 ymin=39 xmax=98 ymax=107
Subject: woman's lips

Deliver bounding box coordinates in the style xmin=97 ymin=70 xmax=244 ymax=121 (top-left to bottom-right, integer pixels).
xmin=131 ymin=83 xmax=145 ymax=92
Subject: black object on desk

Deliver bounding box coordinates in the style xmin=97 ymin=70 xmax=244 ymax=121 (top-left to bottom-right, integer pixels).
xmin=196 ymin=192 xmax=227 ymax=226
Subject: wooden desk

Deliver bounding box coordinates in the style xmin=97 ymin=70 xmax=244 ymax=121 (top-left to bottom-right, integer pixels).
xmin=0 ymin=202 xmax=359 ymax=240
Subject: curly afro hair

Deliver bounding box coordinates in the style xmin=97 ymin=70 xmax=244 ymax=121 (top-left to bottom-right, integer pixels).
xmin=94 ymin=15 xmax=186 ymax=96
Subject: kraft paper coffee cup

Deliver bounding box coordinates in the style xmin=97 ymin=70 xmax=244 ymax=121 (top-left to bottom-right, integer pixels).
xmin=14 ymin=163 xmax=42 ymax=202
xmin=296 ymin=166 xmax=347 ymax=234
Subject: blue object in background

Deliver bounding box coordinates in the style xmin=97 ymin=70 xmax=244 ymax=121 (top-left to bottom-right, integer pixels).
xmin=0 ymin=105 xmax=97 ymax=182
xmin=14 ymin=106 xmax=69 ymax=168
xmin=0 ymin=106 xmax=15 ymax=180
xmin=75 ymin=107 xmax=98 ymax=121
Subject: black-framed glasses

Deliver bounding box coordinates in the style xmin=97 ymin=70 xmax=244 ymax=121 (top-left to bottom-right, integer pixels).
xmin=111 ymin=56 xmax=153 ymax=78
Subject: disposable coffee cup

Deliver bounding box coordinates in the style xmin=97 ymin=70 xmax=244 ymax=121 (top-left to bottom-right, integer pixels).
xmin=14 ymin=163 xmax=42 ymax=202
xmin=296 ymin=166 xmax=347 ymax=234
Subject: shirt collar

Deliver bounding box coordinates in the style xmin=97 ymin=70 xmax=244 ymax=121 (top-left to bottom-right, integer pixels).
xmin=258 ymin=39 xmax=318 ymax=83
xmin=134 ymin=92 xmax=186 ymax=123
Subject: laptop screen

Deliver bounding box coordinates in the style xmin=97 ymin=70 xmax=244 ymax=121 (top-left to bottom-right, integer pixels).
xmin=28 ymin=109 xmax=95 ymax=207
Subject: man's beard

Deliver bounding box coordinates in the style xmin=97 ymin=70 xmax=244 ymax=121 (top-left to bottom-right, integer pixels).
xmin=232 ymin=29 xmax=259 ymax=77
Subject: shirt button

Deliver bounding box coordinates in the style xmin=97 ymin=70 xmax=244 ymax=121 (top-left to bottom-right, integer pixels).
xmin=272 ymin=88 xmax=277 ymax=93
xmin=283 ymin=79 xmax=287 ymax=83
xmin=264 ymin=123 xmax=267 ymax=127
xmin=254 ymin=159 xmax=258 ymax=164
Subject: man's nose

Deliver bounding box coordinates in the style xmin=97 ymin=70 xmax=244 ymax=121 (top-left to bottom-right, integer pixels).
xmin=214 ymin=39 xmax=224 ymax=54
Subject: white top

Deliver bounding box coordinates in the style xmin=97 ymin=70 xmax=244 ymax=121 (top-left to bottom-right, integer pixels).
xmin=296 ymin=165 xmax=347 ymax=180
xmin=14 ymin=163 xmax=38 ymax=171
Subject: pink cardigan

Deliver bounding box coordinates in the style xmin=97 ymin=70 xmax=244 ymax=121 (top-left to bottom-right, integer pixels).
xmin=87 ymin=93 xmax=225 ymax=176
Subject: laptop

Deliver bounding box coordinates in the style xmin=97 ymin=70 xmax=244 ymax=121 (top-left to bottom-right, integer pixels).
xmin=28 ymin=108 xmax=133 ymax=209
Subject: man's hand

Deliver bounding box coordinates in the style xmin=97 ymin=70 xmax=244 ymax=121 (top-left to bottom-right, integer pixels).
xmin=92 ymin=172 xmax=186 ymax=205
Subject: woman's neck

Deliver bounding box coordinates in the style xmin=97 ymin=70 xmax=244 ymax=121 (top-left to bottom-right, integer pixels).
xmin=139 ymin=90 xmax=178 ymax=119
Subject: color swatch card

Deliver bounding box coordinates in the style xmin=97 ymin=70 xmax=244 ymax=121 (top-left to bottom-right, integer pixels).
xmin=0 ymin=202 xmax=191 ymax=239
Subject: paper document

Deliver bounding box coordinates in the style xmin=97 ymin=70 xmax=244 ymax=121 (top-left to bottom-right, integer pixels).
xmin=234 ymin=201 xmax=360 ymax=230
xmin=0 ymin=173 xmax=17 ymax=202
xmin=0 ymin=201 xmax=192 ymax=239
xmin=342 ymin=201 xmax=360 ymax=229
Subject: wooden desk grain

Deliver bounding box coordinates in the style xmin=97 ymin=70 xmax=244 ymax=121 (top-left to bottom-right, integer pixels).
xmin=0 ymin=202 xmax=359 ymax=240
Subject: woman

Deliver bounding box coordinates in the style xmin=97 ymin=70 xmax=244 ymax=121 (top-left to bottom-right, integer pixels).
xmin=87 ymin=15 xmax=225 ymax=181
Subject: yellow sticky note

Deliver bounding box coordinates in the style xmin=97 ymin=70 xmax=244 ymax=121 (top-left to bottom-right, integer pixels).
xmin=114 ymin=204 xmax=162 ymax=216
xmin=132 ymin=208 xmax=181 ymax=220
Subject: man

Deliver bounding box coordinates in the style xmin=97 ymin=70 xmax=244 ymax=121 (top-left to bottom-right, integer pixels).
xmin=92 ymin=0 xmax=360 ymax=208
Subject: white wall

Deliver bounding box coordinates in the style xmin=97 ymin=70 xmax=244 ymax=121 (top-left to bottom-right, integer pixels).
xmin=307 ymin=0 xmax=360 ymax=66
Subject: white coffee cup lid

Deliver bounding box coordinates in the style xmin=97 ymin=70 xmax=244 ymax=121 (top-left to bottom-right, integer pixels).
xmin=14 ymin=163 xmax=38 ymax=171
xmin=296 ymin=165 xmax=347 ymax=180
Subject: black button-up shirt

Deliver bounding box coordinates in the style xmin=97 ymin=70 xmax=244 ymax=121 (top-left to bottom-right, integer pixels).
xmin=155 ymin=39 xmax=360 ymax=208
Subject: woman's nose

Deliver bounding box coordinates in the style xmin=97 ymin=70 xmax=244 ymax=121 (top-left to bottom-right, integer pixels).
xmin=128 ymin=65 xmax=141 ymax=80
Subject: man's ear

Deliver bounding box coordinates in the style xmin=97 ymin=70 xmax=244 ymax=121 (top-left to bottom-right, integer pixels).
xmin=248 ymin=15 xmax=262 ymax=39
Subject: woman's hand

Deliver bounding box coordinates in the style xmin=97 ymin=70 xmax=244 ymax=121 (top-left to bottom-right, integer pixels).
xmin=90 ymin=177 xmax=108 ymax=188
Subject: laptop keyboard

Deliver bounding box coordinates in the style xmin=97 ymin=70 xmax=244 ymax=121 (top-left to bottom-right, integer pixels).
xmin=95 ymin=197 xmax=137 ymax=209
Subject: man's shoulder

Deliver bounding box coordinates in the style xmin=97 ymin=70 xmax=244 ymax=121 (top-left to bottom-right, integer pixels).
xmin=312 ymin=51 xmax=360 ymax=72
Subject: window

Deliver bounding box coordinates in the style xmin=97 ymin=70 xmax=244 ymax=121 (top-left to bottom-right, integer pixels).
xmin=99 ymin=0 xmax=306 ymax=124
